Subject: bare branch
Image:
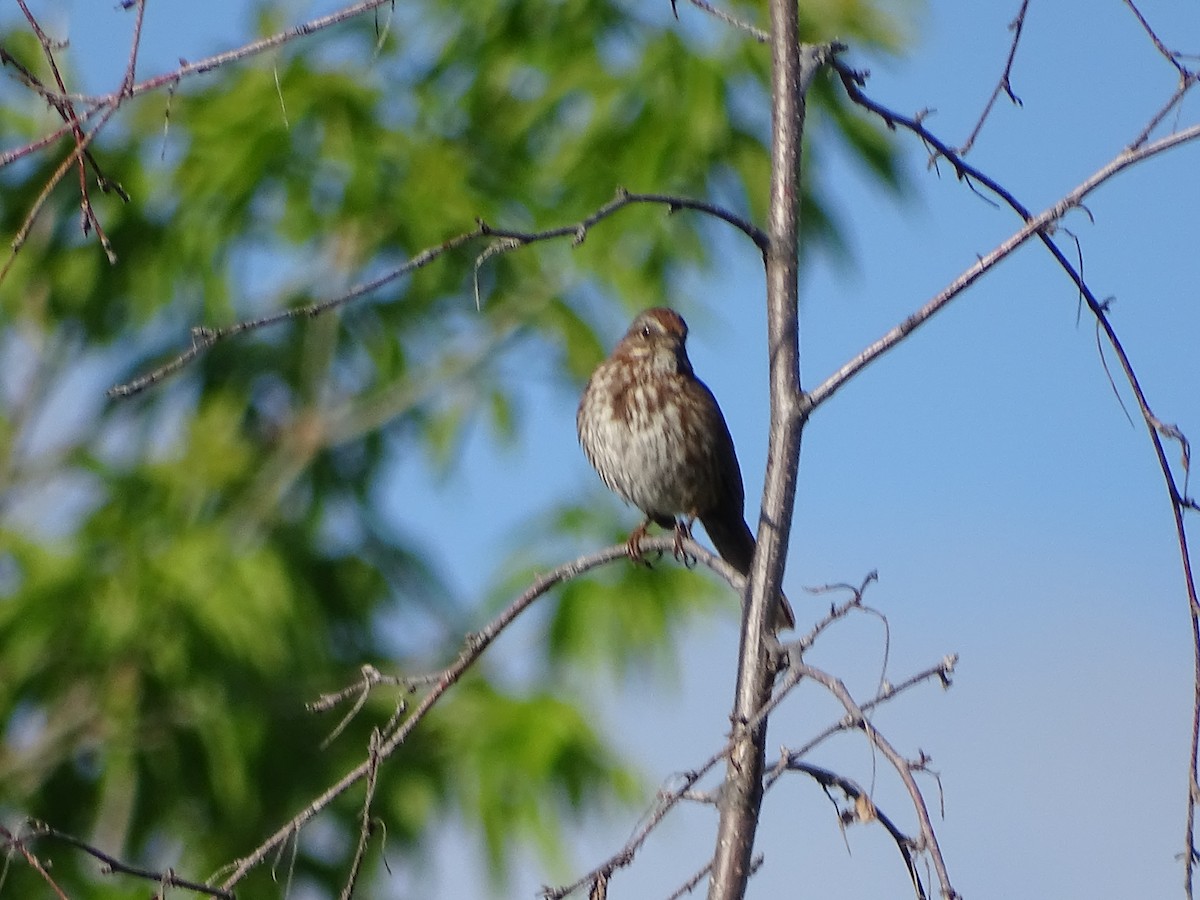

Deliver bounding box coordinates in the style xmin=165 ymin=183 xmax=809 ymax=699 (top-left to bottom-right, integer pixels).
xmin=339 ymin=729 xmax=384 ymax=900
xmin=0 ymin=823 xmax=70 ymax=900
xmin=0 ymin=0 xmax=398 ymax=273
xmin=13 ymin=0 xmax=120 ymax=261
xmin=0 ymin=102 xmax=122 ymax=287
xmin=767 ymin=657 xmax=957 ymax=781
xmin=1121 ymin=0 xmax=1191 ymax=77
xmin=817 ymin=68 xmax=1200 ymax=846
xmin=795 ymin=570 xmax=879 ymax=653
xmin=815 ymin=63 xmax=1200 ymax=418
xmin=956 ymin=0 xmax=1030 ymax=155
xmin=1127 ymin=70 xmax=1200 ymax=151
xmin=107 ymin=189 xmax=766 ymax=398
xmin=120 ymin=0 xmax=147 ymax=97
xmin=679 ymin=0 xmax=768 ymax=43
xmin=219 ymin=535 xmax=730 ymax=892
xmin=787 ymin=761 xmax=927 ymax=900
xmin=550 ymin=628 xmax=957 ymax=899
xmin=22 ymin=821 xmax=233 ymax=899
xmin=788 ymin=664 xmax=959 ymax=899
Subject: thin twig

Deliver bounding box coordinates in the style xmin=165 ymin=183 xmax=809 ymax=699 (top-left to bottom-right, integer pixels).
xmin=0 ymin=824 xmax=70 ymax=900
xmin=25 ymin=822 xmax=233 ymax=899
xmin=121 ymin=0 xmax=147 ymax=97
xmin=794 ymin=570 xmax=878 ymax=653
xmin=550 ymin=650 xmax=956 ymax=899
xmin=680 ymin=0 xmax=768 ymax=43
xmin=0 ymin=103 xmax=122 ymax=286
xmin=219 ymin=535 xmax=723 ymax=892
xmin=664 ymin=860 xmax=713 ymax=900
xmin=1126 ymin=73 xmax=1200 ymax=151
xmin=14 ymin=0 xmax=119 ymax=261
xmin=1121 ymin=0 xmax=1190 ymax=77
xmin=789 ymin=664 xmax=959 ymax=899
xmin=956 ymin=0 xmax=1030 ymax=155
xmin=778 ymin=657 xmax=957 ymax=775
xmin=788 ymin=761 xmax=926 ymax=900
xmin=816 ymin=62 xmax=1200 ymax=419
xmin=0 ymin=0 xmax=399 ymax=272
xmin=107 ymin=189 xmax=766 ymax=398
xmin=338 ymin=729 xmax=383 ymax=900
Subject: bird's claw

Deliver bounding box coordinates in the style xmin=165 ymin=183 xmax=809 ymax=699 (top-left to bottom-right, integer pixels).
xmin=626 ymin=521 xmax=656 ymax=568
xmin=673 ymin=519 xmax=697 ymax=568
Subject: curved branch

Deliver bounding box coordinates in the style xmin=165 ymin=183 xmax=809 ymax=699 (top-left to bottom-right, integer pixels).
xmin=826 ymin=64 xmax=1200 ymax=889
xmin=815 ymin=63 xmax=1200 ymax=417
xmin=107 ymin=189 xmax=764 ymax=398
xmin=791 ymin=663 xmax=959 ymax=900
xmin=219 ymin=535 xmax=729 ymax=891
xmin=956 ymin=0 xmax=1030 ymax=155
xmin=549 ymin=636 xmax=957 ymax=900
xmin=788 ymin=761 xmax=927 ymax=900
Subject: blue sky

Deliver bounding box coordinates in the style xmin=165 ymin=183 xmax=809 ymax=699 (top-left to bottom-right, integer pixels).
xmin=11 ymin=0 xmax=1200 ymax=897
xmin=425 ymin=3 xmax=1200 ymax=897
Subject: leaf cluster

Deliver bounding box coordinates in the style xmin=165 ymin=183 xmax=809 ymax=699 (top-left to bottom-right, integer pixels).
xmin=0 ymin=0 xmax=909 ymax=894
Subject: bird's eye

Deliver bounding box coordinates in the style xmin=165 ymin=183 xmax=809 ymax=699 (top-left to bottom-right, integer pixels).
xmin=641 ymin=325 xmax=652 ymax=338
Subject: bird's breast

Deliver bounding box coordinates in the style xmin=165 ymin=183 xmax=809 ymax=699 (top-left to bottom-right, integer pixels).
xmin=578 ymin=363 xmax=723 ymax=518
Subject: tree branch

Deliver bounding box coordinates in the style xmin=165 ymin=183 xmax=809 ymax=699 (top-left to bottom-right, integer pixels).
xmin=22 ymin=821 xmax=233 ymax=899
xmin=549 ymin=615 xmax=956 ymax=900
xmin=787 ymin=761 xmax=927 ymax=900
xmin=106 ymin=189 xmax=766 ymax=398
xmin=706 ymin=12 xmax=842 ymax=892
xmin=824 ymin=56 xmax=1200 ymax=895
xmin=786 ymin=663 xmax=959 ymax=899
xmin=956 ymin=0 xmax=1030 ymax=155
xmin=220 ymin=535 xmax=734 ymax=892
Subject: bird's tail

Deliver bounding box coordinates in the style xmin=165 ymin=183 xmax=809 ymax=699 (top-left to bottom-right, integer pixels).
xmin=701 ymin=514 xmax=796 ymax=631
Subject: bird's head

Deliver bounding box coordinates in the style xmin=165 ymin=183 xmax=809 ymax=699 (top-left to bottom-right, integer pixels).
xmin=614 ymin=307 xmax=693 ymax=376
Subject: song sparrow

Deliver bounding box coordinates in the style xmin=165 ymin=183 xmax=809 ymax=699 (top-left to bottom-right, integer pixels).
xmin=577 ymin=307 xmax=795 ymax=631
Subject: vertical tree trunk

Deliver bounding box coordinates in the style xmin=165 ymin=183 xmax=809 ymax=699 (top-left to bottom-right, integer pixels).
xmin=706 ymin=4 xmax=834 ymax=896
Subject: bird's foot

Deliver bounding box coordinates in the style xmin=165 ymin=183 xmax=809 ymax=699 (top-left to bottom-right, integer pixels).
xmin=626 ymin=520 xmax=657 ymax=568
xmin=672 ymin=519 xmax=697 ymax=568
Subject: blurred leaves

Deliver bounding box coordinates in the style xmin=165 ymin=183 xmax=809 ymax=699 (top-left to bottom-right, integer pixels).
xmin=493 ymin=498 xmax=733 ymax=678
xmin=434 ymin=678 xmax=641 ymax=879
xmin=0 ymin=0 xmax=911 ymax=896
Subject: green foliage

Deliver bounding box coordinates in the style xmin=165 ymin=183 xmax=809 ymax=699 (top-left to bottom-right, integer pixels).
xmin=549 ymin=562 xmax=728 ymax=674
xmin=433 ymin=678 xmax=641 ymax=879
xmin=495 ymin=499 xmax=732 ymax=678
xmin=0 ymin=0 xmax=910 ymax=895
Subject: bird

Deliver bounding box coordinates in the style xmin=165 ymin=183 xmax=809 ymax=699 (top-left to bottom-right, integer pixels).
xmin=576 ymin=307 xmax=795 ymax=631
